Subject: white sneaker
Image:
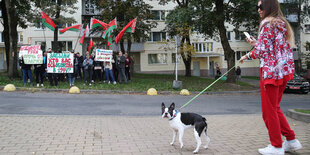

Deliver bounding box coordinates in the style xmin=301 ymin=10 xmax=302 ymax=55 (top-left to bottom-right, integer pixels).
xmin=41 ymin=84 xmax=44 ymax=87
xmin=89 ymin=83 xmax=92 ymax=86
xmin=258 ymin=144 xmax=284 ymax=155
xmin=108 ymin=81 xmax=111 ymax=84
xmin=37 ymin=83 xmax=39 ymax=87
xmin=283 ymin=139 xmax=302 ymax=152
xmin=113 ymin=81 xmax=116 ymax=85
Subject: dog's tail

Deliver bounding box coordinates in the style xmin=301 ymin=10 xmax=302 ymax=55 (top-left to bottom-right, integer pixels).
xmin=202 ymin=117 xmax=207 ymax=122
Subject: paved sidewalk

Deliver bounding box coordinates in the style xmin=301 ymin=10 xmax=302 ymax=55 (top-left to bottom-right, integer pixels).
xmin=0 ymin=114 xmax=309 ymax=155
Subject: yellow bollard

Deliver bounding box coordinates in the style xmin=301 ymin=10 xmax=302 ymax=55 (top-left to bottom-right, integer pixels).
xmin=4 ymin=84 xmax=16 ymax=92
xmin=69 ymin=86 xmax=80 ymax=94
xmin=180 ymin=89 xmax=190 ymax=95
xmin=147 ymin=88 xmax=157 ymax=95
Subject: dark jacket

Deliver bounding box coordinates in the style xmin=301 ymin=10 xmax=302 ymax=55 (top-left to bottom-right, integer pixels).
xmin=236 ymin=68 xmax=241 ymax=75
xmin=19 ymin=58 xmax=31 ymax=70
xmin=118 ymin=55 xmax=126 ymax=69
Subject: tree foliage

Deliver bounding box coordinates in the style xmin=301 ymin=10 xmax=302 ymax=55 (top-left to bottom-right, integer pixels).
xmin=94 ymin=0 xmax=156 ymax=53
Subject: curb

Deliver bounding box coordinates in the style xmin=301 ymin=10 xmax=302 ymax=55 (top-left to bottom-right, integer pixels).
xmin=286 ymin=109 xmax=310 ymax=123
xmin=0 ymin=86 xmax=260 ymax=95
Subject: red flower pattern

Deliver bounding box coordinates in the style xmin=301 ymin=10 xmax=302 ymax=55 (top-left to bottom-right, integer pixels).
xmin=250 ymin=18 xmax=294 ymax=86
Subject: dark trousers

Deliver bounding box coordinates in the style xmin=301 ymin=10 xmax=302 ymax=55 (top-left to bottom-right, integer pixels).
xmin=125 ymin=67 xmax=131 ymax=80
xmin=113 ymin=67 xmax=119 ymax=82
xmin=48 ymin=73 xmax=58 ymax=86
xmin=84 ymin=69 xmax=93 ymax=84
xmin=35 ymin=67 xmax=45 ymax=84
xmin=94 ymin=69 xmax=102 ymax=82
xmin=119 ymin=68 xmax=127 ymax=83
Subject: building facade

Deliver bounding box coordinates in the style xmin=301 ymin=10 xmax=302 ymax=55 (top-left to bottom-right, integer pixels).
xmin=0 ymin=0 xmax=309 ymax=76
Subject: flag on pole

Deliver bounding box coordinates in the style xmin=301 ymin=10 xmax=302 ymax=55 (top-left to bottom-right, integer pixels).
xmin=79 ymin=25 xmax=89 ymax=45
xmin=59 ymin=24 xmax=82 ymax=34
xmin=88 ymin=38 xmax=94 ymax=57
xmin=41 ymin=11 xmax=56 ymax=31
xmin=102 ymin=18 xmax=117 ymax=46
xmin=115 ymin=18 xmax=137 ymax=44
xmin=90 ymin=18 xmax=109 ymax=30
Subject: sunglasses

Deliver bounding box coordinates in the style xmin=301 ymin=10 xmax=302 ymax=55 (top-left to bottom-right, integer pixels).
xmin=256 ymin=5 xmax=263 ymax=10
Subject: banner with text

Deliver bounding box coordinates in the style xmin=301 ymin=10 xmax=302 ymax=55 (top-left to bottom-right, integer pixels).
xmin=19 ymin=45 xmax=43 ymax=64
xmin=47 ymin=53 xmax=74 ymax=73
xmin=95 ymin=49 xmax=113 ymax=62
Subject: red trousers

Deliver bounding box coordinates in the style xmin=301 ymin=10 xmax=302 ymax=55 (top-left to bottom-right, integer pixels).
xmin=260 ymin=71 xmax=295 ymax=148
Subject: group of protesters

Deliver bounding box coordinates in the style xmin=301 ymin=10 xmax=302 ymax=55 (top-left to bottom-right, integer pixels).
xmin=19 ymin=48 xmax=133 ymax=87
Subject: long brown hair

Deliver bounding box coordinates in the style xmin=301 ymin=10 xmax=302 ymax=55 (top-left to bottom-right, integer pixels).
xmin=259 ymin=0 xmax=295 ymax=46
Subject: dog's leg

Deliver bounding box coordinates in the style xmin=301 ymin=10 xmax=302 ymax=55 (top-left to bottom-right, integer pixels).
xmin=203 ymin=129 xmax=210 ymax=149
xmin=170 ymin=129 xmax=177 ymax=145
xmin=178 ymin=128 xmax=184 ymax=149
xmin=193 ymin=128 xmax=202 ymax=154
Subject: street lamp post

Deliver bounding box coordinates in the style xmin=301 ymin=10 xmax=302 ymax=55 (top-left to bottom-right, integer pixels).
xmin=173 ymin=35 xmax=182 ymax=89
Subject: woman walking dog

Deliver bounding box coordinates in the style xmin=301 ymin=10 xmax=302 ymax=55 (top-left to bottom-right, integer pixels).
xmin=239 ymin=0 xmax=302 ymax=154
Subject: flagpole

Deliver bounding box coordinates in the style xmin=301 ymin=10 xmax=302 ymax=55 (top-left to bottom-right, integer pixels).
xmin=42 ymin=26 xmax=47 ymax=51
xmin=73 ymin=25 xmax=83 ymax=52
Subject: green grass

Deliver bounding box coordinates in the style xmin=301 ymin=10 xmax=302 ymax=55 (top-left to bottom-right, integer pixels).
xmin=295 ymin=109 xmax=310 ymax=114
xmin=242 ymin=76 xmax=260 ymax=80
xmin=0 ymin=72 xmax=256 ymax=92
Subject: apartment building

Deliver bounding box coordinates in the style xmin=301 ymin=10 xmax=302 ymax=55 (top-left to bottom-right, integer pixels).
xmin=0 ymin=0 xmax=308 ymax=76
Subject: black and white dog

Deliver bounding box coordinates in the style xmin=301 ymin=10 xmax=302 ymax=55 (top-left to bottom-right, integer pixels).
xmin=161 ymin=102 xmax=210 ymax=154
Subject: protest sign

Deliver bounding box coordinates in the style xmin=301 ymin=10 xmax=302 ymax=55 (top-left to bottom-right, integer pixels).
xmin=47 ymin=53 xmax=74 ymax=73
xmin=19 ymin=45 xmax=43 ymax=64
xmin=94 ymin=49 xmax=113 ymax=62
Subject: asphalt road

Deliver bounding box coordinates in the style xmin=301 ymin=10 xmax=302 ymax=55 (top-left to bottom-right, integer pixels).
xmin=0 ymin=91 xmax=309 ymax=116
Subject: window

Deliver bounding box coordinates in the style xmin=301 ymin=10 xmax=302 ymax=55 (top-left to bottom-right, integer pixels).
xmin=193 ymin=42 xmax=213 ymax=53
xmin=236 ymin=51 xmax=252 ymax=60
xmin=235 ymin=31 xmax=246 ymax=41
xmin=51 ymin=41 xmax=72 ymax=52
xmin=58 ymin=23 xmax=73 ymax=28
xmin=150 ymin=10 xmax=166 ymax=21
xmin=305 ymin=25 xmax=310 ymax=33
xmin=35 ymin=41 xmax=47 ymax=51
xmin=18 ymin=32 xmax=23 ymax=43
xmin=148 ymin=53 xmax=167 ymax=64
xmin=306 ymin=42 xmax=310 ymax=52
xmin=172 ymin=54 xmax=182 ymax=63
xmin=84 ymin=0 xmax=99 ymax=15
xmin=148 ymin=32 xmax=166 ymax=42
xmin=226 ymin=31 xmax=232 ymax=41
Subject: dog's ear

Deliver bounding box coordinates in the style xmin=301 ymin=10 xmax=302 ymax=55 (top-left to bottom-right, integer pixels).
xmin=161 ymin=102 xmax=165 ymax=109
xmin=169 ymin=102 xmax=175 ymax=110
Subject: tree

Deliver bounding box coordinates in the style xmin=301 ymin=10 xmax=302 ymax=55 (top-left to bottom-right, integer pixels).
xmin=281 ymin=0 xmax=310 ymax=73
xmin=93 ymin=0 xmax=156 ymax=54
xmin=191 ymin=0 xmax=259 ymax=83
xmin=33 ymin=0 xmax=78 ymax=52
xmin=0 ymin=0 xmax=33 ymax=78
xmin=159 ymin=0 xmax=195 ymax=77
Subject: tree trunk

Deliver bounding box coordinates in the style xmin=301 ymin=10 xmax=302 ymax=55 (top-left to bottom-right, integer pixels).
xmin=1 ymin=0 xmax=10 ymax=71
xmin=216 ymin=0 xmax=236 ymax=83
xmin=179 ymin=36 xmax=192 ymax=77
xmin=127 ymin=38 xmax=131 ymax=54
xmin=120 ymin=39 xmax=125 ymax=53
xmin=5 ymin=0 xmax=19 ymax=78
xmin=53 ymin=0 xmax=61 ymax=52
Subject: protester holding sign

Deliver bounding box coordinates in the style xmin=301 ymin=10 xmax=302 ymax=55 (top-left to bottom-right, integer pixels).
xmin=104 ymin=57 xmax=116 ymax=84
xmin=47 ymin=49 xmax=58 ymax=86
xmin=83 ymin=55 xmax=94 ymax=86
xmin=93 ymin=60 xmax=103 ymax=83
xmin=19 ymin=56 xmax=33 ymax=87
xmin=34 ymin=51 xmax=47 ymax=87
xmin=68 ymin=50 xmax=76 ymax=86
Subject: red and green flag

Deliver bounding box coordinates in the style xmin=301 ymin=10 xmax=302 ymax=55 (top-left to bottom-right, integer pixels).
xmin=79 ymin=25 xmax=89 ymax=45
xmin=90 ymin=18 xmax=109 ymax=30
xmin=59 ymin=24 xmax=82 ymax=34
xmin=88 ymin=38 xmax=94 ymax=57
xmin=41 ymin=11 xmax=56 ymax=31
xmin=115 ymin=18 xmax=137 ymax=44
xmin=102 ymin=18 xmax=117 ymax=46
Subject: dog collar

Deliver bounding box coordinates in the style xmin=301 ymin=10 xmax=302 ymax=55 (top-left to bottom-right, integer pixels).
xmin=169 ymin=110 xmax=178 ymax=121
